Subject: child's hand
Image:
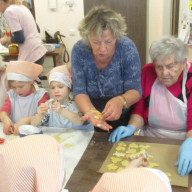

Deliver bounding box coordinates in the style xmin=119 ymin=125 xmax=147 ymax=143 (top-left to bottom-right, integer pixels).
xmin=51 ymin=101 xmax=62 ymax=113
xmin=14 ymin=124 xmax=20 ymax=135
xmin=37 ymin=103 xmax=48 ymax=117
xmin=3 ymin=118 xmax=15 ymax=135
xmin=126 ymin=156 xmax=148 ymax=168
xmin=14 ymin=117 xmax=31 ymax=135
xmin=0 ymin=35 xmax=11 ymax=46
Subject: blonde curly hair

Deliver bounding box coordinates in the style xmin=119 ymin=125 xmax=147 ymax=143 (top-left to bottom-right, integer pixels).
xmin=78 ymin=6 xmax=127 ymax=46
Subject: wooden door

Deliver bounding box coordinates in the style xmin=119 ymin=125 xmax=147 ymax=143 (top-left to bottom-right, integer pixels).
xmin=172 ymin=0 xmax=180 ymax=36
xmin=84 ymin=0 xmax=147 ymax=66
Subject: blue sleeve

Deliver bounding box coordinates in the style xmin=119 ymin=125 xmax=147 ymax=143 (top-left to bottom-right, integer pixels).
xmin=71 ymin=41 xmax=89 ymax=98
xmin=121 ymin=37 xmax=142 ymax=97
xmin=11 ymin=30 xmax=25 ymax=44
xmin=71 ymin=38 xmax=142 ymax=99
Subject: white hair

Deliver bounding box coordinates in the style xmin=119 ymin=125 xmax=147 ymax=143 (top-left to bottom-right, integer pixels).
xmin=149 ymin=36 xmax=186 ymax=63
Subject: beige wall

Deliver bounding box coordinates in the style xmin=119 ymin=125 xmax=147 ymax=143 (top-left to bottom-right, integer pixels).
xmin=146 ymin=0 xmax=173 ymax=63
xmin=34 ymin=0 xmax=173 ymax=65
xmin=34 ymin=0 xmax=84 ymax=65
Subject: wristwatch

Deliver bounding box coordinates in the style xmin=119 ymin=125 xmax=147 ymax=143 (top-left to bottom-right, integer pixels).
xmin=121 ymin=94 xmax=128 ymax=109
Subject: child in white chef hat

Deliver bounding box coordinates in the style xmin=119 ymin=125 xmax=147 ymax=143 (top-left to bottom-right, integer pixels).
xmin=0 ymin=61 xmax=49 ymax=135
xmin=28 ymin=65 xmax=93 ymax=130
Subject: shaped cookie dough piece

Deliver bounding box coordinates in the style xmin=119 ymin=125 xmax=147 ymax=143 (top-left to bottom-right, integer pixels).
xmin=121 ymin=160 xmax=129 ymax=167
xmin=129 ymin=143 xmax=139 ymax=148
xmin=107 ymin=163 xmax=118 ymax=171
xmin=110 ymin=156 xmax=122 ymax=163
xmin=113 ymin=151 xmax=126 ymax=157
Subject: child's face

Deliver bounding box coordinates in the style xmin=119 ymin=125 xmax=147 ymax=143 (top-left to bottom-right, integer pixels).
xmin=11 ymin=81 xmax=33 ymax=97
xmin=50 ymin=81 xmax=69 ymax=102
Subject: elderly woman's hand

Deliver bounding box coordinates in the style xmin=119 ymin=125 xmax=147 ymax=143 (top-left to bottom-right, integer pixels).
xmin=108 ymin=125 xmax=136 ymax=143
xmin=102 ymin=96 xmax=124 ymax=121
xmin=81 ymin=111 xmax=112 ymax=131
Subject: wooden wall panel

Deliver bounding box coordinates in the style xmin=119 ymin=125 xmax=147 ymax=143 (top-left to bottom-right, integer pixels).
xmin=84 ymin=0 xmax=147 ymax=66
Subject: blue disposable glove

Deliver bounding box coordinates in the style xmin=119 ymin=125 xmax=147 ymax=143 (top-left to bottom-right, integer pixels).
xmin=175 ymin=138 xmax=192 ymax=177
xmin=108 ymin=125 xmax=136 ymax=143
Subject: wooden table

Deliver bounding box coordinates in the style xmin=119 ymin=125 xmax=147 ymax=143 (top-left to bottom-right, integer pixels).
xmin=65 ymin=132 xmax=192 ymax=192
xmin=1 ymin=46 xmax=63 ymax=67
xmin=45 ymin=46 xmax=63 ymax=67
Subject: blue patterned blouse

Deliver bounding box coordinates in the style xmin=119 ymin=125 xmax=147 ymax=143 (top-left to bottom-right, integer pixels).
xmin=71 ymin=36 xmax=142 ymax=111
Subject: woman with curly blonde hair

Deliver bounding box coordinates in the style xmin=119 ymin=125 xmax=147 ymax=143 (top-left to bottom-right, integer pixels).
xmin=71 ymin=6 xmax=141 ymax=132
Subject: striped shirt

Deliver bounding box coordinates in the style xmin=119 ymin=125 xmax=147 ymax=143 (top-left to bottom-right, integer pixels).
xmin=0 ymin=134 xmax=65 ymax=192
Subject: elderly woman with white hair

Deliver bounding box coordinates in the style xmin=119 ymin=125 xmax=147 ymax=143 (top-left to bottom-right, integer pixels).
xmin=109 ymin=36 xmax=192 ymax=177
xmin=0 ymin=55 xmax=9 ymax=108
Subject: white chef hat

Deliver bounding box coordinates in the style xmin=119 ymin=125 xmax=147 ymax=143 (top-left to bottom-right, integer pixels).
xmin=47 ymin=65 xmax=72 ymax=88
xmin=6 ymin=61 xmax=43 ymax=81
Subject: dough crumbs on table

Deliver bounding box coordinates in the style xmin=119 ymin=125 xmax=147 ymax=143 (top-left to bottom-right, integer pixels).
xmin=148 ymin=162 xmax=159 ymax=168
xmin=165 ymin=172 xmax=172 ymax=181
xmin=64 ymin=143 xmax=74 ymax=147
